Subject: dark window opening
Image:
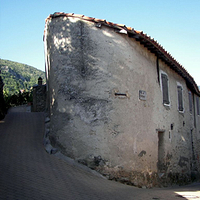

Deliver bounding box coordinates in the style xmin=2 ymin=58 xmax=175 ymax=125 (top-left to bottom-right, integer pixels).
xmin=114 ymin=93 xmax=127 ymax=97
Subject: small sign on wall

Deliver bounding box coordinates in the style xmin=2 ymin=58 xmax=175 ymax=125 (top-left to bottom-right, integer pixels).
xmin=139 ymin=90 xmax=146 ymax=101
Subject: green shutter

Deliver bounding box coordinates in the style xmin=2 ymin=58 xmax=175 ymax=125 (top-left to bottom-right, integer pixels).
xmin=188 ymin=91 xmax=192 ymax=114
xmin=177 ymin=86 xmax=183 ymax=111
xmin=161 ymin=73 xmax=169 ymax=105
xmin=197 ymin=97 xmax=200 ymax=115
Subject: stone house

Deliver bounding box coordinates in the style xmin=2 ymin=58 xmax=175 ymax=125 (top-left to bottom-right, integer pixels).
xmin=44 ymin=13 xmax=200 ymax=187
xmin=32 ymin=77 xmax=46 ymax=112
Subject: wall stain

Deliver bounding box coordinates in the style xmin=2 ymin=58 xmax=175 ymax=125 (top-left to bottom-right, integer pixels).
xmin=178 ymin=156 xmax=189 ymax=167
xmin=138 ymin=150 xmax=146 ymax=157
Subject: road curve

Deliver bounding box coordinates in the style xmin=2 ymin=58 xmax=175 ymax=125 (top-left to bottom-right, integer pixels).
xmin=0 ymin=108 xmax=199 ymax=200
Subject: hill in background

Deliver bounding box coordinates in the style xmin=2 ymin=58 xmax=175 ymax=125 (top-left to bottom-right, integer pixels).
xmin=0 ymin=59 xmax=45 ymax=95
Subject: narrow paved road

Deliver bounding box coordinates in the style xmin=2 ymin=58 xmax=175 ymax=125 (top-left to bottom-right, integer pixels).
xmin=0 ymin=107 xmax=199 ymax=200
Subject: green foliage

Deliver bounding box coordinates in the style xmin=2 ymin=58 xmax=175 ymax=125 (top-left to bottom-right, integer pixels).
xmin=0 ymin=59 xmax=45 ymax=95
xmin=4 ymin=89 xmax=33 ymax=110
xmin=0 ymin=95 xmax=6 ymax=120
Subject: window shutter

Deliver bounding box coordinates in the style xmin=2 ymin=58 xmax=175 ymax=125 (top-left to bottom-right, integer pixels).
xmin=197 ymin=97 xmax=200 ymax=115
xmin=188 ymin=91 xmax=192 ymax=114
xmin=161 ymin=73 xmax=169 ymax=105
xmin=177 ymin=86 xmax=183 ymax=111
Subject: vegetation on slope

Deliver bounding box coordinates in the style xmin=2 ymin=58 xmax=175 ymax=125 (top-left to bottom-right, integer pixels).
xmin=0 ymin=59 xmax=45 ymax=95
xmin=0 ymin=59 xmax=45 ymax=111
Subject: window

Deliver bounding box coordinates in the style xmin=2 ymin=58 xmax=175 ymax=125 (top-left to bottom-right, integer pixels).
xmin=161 ymin=72 xmax=170 ymax=105
xmin=177 ymin=84 xmax=183 ymax=112
xmin=197 ymin=96 xmax=200 ymax=116
xmin=188 ymin=91 xmax=193 ymax=114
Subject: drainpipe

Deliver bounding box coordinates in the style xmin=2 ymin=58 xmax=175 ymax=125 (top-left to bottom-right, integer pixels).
xmin=157 ymin=57 xmax=160 ymax=84
xmin=193 ymin=95 xmax=196 ymax=128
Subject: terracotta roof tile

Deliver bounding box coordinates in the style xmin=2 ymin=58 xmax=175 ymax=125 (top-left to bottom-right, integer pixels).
xmin=126 ymin=27 xmax=133 ymax=31
xmin=82 ymin=16 xmax=95 ymax=21
xmin=93 ymin=18 xmax=106 ymax=23
xmin=73 ymin=14 xmax=84 ymax=18
xmin=45 ymin=13 xmax=200 ymax=95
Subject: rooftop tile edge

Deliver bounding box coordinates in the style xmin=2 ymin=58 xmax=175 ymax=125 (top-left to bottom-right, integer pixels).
xmin=45 ymin=12 xmax=200 ymax=95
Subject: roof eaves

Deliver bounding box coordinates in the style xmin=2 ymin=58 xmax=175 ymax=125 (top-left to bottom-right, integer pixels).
xmin=134 ymin=31 xmax=199 ymax=95
xmin=45 ymin=13 xmax=200 ymax=96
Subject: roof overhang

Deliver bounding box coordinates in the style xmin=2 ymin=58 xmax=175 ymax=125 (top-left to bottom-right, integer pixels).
xmin=45 ymin=12 xmax=200 ymax=96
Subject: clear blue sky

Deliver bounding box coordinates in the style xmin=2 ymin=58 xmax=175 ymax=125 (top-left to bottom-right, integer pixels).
xmin=0 ymin=0 xmax=200 ymax=85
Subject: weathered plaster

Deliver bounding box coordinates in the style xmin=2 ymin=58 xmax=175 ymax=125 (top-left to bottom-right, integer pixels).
xmin=44 ymin=16 xmax=200 ymax=187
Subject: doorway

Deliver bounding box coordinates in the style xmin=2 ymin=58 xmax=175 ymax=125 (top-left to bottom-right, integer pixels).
xmin=158 ymin=131 xmax=165 ymax=172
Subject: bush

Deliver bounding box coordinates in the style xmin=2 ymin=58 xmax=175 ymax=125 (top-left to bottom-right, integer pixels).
xmin=0 ymin=96 xmax=6 ymax=120
xmin=4 ymin=89 xmax=33 ymax=110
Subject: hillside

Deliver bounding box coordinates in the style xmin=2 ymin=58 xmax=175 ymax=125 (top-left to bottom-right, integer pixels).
xmin=0 ymin=59 xmax=45 ymax=94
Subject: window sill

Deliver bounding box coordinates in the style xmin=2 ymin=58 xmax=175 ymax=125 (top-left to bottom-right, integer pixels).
xmin=163 ymin=104 xmax=170 ymax=110
xmin=178 ymin=110 xmax=184 ymax=113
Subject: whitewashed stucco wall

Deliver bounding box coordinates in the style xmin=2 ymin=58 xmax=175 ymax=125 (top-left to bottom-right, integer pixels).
xmin=44 ymin=16 xmax=200 ymax=187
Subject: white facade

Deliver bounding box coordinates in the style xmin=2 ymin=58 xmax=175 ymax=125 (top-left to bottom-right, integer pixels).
xmin=44 ymin=13 xmax=200 ymax=187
